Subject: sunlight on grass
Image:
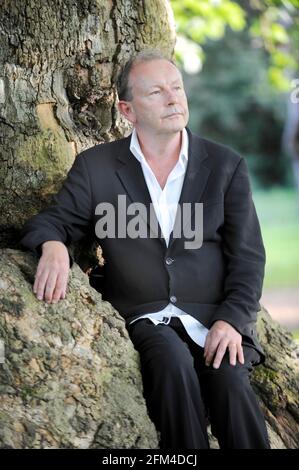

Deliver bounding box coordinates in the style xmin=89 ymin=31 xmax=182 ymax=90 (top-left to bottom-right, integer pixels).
xmin=252 ymin=187 xmax=299 ymax=289
xmin=292 ymin=330 xmax=299 ymax=340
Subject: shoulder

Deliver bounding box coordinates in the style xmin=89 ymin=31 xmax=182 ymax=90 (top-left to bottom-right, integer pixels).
xmin=76 ymin=135 xmax=131 ymax=167
xmin=188 ymin=129 xmax=242 ymax=169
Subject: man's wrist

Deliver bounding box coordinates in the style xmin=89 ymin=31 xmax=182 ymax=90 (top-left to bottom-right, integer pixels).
xmin=41 ymin=240 xmax=65 ymax=251
xmin=39 ymin=240 xmax=73 ymax=268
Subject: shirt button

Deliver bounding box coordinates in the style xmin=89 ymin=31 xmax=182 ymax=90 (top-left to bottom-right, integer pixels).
xmin=165 ymin=257 xmax=174 ymax=265
xmin=170 ymin=296 xmax=177 ymax=304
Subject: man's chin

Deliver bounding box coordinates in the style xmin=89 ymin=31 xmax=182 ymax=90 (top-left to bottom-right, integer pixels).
xmin=156 ymin=128 xmax=183 ymax=137
xmin=160 ymin=120 xmax=187 ymax=134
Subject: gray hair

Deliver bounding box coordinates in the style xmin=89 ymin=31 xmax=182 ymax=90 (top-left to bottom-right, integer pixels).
xmin=116 ymin=49 xmax=176 ymax=101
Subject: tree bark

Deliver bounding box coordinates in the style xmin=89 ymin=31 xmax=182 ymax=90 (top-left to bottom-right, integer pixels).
xmin=251 ymin=309 xmax=299 ymax=449
xmin=0 ymin=0 xmax=176 ymax=249
xmin=0 ymin=250 xmax=298 ymax=448
xmin=0 ymin=249 xmax=159 ymax=448
xmin=0 ymin=1 xmax=298 ymax=449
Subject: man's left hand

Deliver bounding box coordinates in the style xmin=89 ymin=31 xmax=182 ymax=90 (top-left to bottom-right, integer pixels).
xmin=204 ymin=320 xmax=244 ymax=369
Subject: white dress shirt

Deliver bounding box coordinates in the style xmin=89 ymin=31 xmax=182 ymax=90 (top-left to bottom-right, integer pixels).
xmin=128 ymin=127 xmax=209 ymax=348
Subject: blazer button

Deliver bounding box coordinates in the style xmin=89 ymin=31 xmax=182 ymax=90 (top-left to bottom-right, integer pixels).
xmin=165 ymin=257 xmax=174 ymax=265
xmin=170 ymin=296 xmax=177 ymax=304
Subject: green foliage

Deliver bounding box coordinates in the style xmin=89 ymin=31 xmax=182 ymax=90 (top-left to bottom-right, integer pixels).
xmin=184 ymin=28 xmax=289 ymax=187
xmin=172 ymin=0 xmax=246 ymax=42
xmin=171 ymin=0 xmax=299 ymax=91
xmin=172 ymin=0 xmax=246 ymax=72
xmin=249 ymin=1 xmax=299 ymax=90
xmin=170 ymin=0 xmax=299 ymax=187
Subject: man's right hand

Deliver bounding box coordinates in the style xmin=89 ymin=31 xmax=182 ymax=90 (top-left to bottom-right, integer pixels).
xmin=33 ymin=241 xmax=70 ymax=303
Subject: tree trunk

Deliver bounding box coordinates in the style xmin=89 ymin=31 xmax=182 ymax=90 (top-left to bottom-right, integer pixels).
xmin=0 ymin=249 xmax=159 ymax=449
xmin=0 ymin=0 xmax=176 ymax=250
xmin=251 ymin=309 xmax=299 ymax=449
xmin=0 ymin=0 xmax=298 ymax=450
xmin=0 ymin=250 xmax=298 ymax=448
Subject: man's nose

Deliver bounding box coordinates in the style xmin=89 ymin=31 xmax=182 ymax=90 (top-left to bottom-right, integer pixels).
xmin=165 ymin=88 xmax=179 ymax=104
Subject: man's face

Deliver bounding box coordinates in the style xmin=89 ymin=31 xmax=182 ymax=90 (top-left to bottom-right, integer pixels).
xmin=119 ymin=59 xmax=189 ymax=136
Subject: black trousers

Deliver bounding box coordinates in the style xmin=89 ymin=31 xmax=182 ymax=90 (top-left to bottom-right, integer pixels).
xmin=127 ymin=316 xmax=270 ymax=449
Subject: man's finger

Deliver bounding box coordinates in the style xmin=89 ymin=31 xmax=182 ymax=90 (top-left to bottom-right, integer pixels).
xmin=51 ymin=270 xmax=69 ymax=302
xmin=34 ymin=264 xmax=46 ymax=295
xmin=44 ymin=271 xmax=59 ymax=303
xmin=33 ymin=275 xmax=39 ymax=293
xmin=237 ymin=344 xmax=245 ymax=364
xmin=212 ymin=341 xmax=228 ymax=369
xmin=203 ymin=335 xmax=211 ymax=358
xmin=35 ymin=270 xmax=50 ymax=300
xmin=35 ymin=282 xmax=46 ymax=301
xmin=228 ymin=343 xmax=237 ymax=366
xmin=205 ymin=338 xmax=220 ymax=366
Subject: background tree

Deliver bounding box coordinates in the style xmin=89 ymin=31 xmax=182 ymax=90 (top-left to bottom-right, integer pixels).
xmin=170 ymin=0 xmax=299 ymax=188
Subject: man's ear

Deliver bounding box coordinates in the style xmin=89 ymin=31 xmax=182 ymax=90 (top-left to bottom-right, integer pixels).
xmin=118 ymin=100 xmax=136 ymax=124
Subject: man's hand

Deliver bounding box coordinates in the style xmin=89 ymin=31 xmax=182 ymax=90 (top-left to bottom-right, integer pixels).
xmin=204 ymin=320 xmax=244 ymax=369
xmin=33 ymin=241 xmax=70 ymax=303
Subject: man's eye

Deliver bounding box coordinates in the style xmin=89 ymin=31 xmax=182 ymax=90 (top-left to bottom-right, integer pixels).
xmin=150 ymin=90 xmax=160 ymax=95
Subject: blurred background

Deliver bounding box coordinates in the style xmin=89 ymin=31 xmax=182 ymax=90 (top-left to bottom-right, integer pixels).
xmin=170 ymin=0 xmax=299 ymax=340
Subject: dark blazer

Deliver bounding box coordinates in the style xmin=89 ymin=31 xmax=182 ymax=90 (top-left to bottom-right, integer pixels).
xmin=20 ymin=128 xmax=266 ymax=362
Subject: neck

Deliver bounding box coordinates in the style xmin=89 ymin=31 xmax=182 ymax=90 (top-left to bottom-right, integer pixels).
xmin=135 ymin=129 xmax=182 ymax=164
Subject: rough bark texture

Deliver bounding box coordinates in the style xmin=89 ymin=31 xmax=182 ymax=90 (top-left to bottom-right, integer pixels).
xmin=252 ymin=311 xmax=299 ymax=449
xmin=0 ymin=0 xmax=298 ymax=450
xmin=0 ymin=250 xmax=298 ymax=449
xmin=0 ymin=0 xmax=176 ymax=249
xmin=0 ymin=249 xmax=159 ymax=449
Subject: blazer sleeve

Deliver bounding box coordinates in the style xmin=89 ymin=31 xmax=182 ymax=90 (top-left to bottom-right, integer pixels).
xmin=210 ymin=156 xmax=266 ymax=335
xmin=20 ymin=152 xmax=93 ymax=266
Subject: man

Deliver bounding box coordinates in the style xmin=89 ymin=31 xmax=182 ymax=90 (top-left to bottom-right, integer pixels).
xmin=20 ymin=50 xmax=270 ymax=449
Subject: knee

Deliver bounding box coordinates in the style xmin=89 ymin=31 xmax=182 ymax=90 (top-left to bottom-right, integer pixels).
xmin=205 ymin=364 xmax=249 ymax=396
xmin=168 ymin=350 xmax=195 ymax=376
xmin=146 ymin=343 xmax=195 ymax=378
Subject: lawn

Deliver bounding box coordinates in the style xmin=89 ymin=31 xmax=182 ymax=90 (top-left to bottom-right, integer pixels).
xmin=252 ymin=187 xmax=299 ymax=289
xmin=293 ymin=330 xmax=299 ymax=340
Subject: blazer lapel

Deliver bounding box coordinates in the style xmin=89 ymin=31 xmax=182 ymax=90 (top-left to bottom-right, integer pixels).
xmin=168 ymin=128 xmax=211 ymax=249
xmin=116 ymin=136 xmax=166 ymax=246
xmin=115 ymin=128 xmax=211 ymax=250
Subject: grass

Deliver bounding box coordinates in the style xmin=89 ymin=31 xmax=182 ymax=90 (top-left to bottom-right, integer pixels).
xmin=252 ymin=187 xmax=299 ymax=341
xmin=293 ymin=330 xmax=299 ymax=340
xmin=252 ymin=187 xmax=299 ymax=289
